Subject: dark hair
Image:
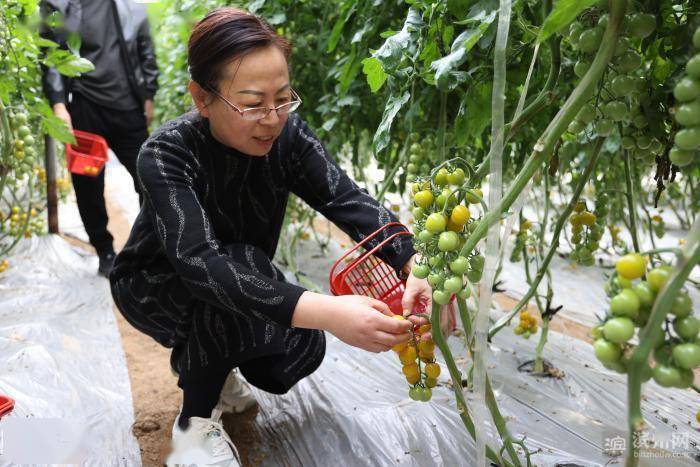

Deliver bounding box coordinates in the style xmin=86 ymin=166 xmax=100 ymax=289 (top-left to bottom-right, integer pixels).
xmin=188 ymin=7 xmax=292 ymax=91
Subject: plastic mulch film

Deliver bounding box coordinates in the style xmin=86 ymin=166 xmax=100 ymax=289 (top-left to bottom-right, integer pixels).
xmin=238 ymin=238 xmax=700 ymax=467
xmin=0 ymin=236 xmax=140 ymax=466
xmin=241 ymin=312 xmax=698 ymax=466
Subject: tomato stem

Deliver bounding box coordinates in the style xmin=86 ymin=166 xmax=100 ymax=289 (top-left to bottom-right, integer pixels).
xmin=488 ymin=137 xmax=605 ymax=338
xmin=622 ymin=146 xmax=642 ymax=254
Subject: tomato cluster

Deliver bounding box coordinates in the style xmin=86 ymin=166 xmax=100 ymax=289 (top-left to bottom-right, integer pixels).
xmin=0 ymin=204 xmax=45 ymax=239
xmin=593 ymin=253 xmax=699 ymax=389
xmin=670 ymin=27 xmax=700 ymax=167
xmin=393 ymin=317 xmax=441 ymax=402
xmin=509 ymin=218 xmax=533 ymax=263
xmin=410 ymin=164 xmax=485 ymax=307
xmin=406 ymin=134 xmax=435 ymax=183
xmin=569 ymin=193 xmax=607 ymax=266
xmin=513 ymin=310 xmax=538 ymax=339
xmin=565 ymin=10 xmax=668 ymax=165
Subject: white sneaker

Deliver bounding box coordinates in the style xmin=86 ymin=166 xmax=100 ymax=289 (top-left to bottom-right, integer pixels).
xmin=166 ymin=415 xmax=240 ymax=466
xmin=212 ymin=369 xmax=258 ymax=419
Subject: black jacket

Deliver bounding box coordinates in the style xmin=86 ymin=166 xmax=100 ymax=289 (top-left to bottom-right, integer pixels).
xmin=40 ymin=0 xmax=159 ymax=107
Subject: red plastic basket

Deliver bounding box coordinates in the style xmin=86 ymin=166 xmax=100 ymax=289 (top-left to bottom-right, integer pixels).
xmin=65 ymin=130 xmax=109 ymax=177
xmin=329 ymin=222 xmax=413 ymax=315
xmin=0 ymin=394 xmax=14 ymax=419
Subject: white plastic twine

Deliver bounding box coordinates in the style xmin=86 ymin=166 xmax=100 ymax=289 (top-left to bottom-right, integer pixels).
xmin=473 ymin=0 xmax=512 ymax=465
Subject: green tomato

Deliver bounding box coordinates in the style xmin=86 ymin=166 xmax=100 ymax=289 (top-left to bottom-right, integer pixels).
xmin=591 ymin=326 xmax=603 ymax=339
xmin=469 ymin=254 xmax=485 ymax=272
xmin=694 ymin=27 xmax=700 ymax=48
xmin=578 ymin=28 xmax=604 ymax=54
xmin=611 ymin=75 xmax=635 ymax=97
xmin=675 ymin=128 xmax=700 ymax=151
xmin=412 ymin=264 xmax=430 ymax=279
xmin=433 ymin=289 xmax=451 ymax=306
xmin=428 ymin=255 xmax=444 ymax=268
xmin=594 ymin=338 xmax=622 ymax=364
xmin=603 ymin=360 xmax=627 ymax=374
xmin=614 ymin=36 xmax=631 ymax=56
xmin=434 ymin=168 xmax=449 ymax=187
xmin=610 ymin=289 xmax=640 ymax=318
xmin=568 ymin=22 xmax=584 ymax=43
xmin=574 ymin=60 xmax=590 ymax=78
xmin=621 ymin=135 xmax=636 ymax=149
xmin=647 ymin=267 xmax=670 ymax=292
xmin=597 ymin=14 xmax=609 ymax=29
xmin=417 ymin=229 xmax=432 ymax=243
xmin=425 ymin=213 xmax=447 ymax=234
xmin=419 ymin=386 xmax=432 ymax=402
xmin=675 ymin=101 xmax=700 ymax=127
xmin=669 ymin=147 xmax=695 ymax=167
xmin=603 ymin=317 xmax=635 ymax=343
xmin=408 ymin=386 xmax=421 ymax=401
xmin=595 ymin=118 xmax=614 ymax=137
xmin=688 ymin=54 xmax=700 ymax=79
xmin=443 ymin=276 xmax=463 ymax=294
xmin=437 ymin=231 xmax=460 ymax=252
xmin=466 ymin=268 xmax=482 ymax=283
xmin=636 ymin=135 xmax=652 ymax=150
xmin=628 ymin=13 xmax=656 ymax=39
xmin=632 ymin=282 xmax=655 ymax=308
xmin=616 ymin=50 xmax=642 ymax=73
xmin=576 ymin=103 xmax=597 ymax=124
xmin=449 ymin=256 xmax=469 ymax=275
xmin=428 ymin=272 xmax=445 ymax=288
xmin=413 ymin=207 xmax=426 ymax=222
xmin=671 ymin=293 xmax=693 ymax=318
xmin=17 ymin=125 xmax=30 ymax=138
xmin=632 ymin=114 xmax=648 ymax=129
xmin=673 ymin=77 xmax=700 ymax=102
xmin=457 ymin=287 xmax=471 ymax=300
xmin=407 ymin=163 xmax=418 ymax=174
xmin=672 ymin=343 xmax=700 ymax=369
xmin=674 ymin=316 xmax=700 ymax=341
xmin=604 ymin=101 xmax=627 ymax=122
xmin=653 ymin=364 xmax=682 ymax=388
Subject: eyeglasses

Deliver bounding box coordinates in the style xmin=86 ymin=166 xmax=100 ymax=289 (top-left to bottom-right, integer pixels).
xmin=209 ymin=87 xmax=302 ymax=121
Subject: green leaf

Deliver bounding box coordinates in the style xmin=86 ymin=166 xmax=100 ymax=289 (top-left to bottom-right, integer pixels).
xmin=361 ymin=57 xmax=388 ymax=93
xmin=56 ymin=57 xmax=94 ymax=77
xmin=322 ymin=117 xmax=338 ymax=132
xmin=372 ymin=8 xmax=422 ymax=72
xmin=537 ymin=0 xmax=599 ymax=44
xmin=67 ymin=32 xmax=81 ymax=54
xmin=455 ymin=83 xmax=491 ymax=145
xmin=447 ymin=0 xmax=471 ymax=20
xmin=35 ymin=37 xmax=59 ymax=48
xmin=327 ymin=4 xmax=357 ymax=53
xmin=373 ymin=91 xmax=410 ymax=154
xmin=338 ymin=48 xmax=363 ymax=94
xmin=267 ymin=12 xmax=286 ymax=25
xmin=430 ymin=4 xmax=497 ymax=91
xmin=37 ymin=103 xmax=75 ymax=144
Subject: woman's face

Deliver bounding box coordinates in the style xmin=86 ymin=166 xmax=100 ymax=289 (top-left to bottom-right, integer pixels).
xmin=190 ymin=45 xmax=291 ymax=156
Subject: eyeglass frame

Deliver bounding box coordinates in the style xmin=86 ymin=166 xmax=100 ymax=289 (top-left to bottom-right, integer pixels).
xmin=207 ymin=86 xmax=302 ymax=121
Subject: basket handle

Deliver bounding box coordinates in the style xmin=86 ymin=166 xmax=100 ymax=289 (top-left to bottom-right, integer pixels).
xmin=329 ymin=222 xmax=410 ymax=284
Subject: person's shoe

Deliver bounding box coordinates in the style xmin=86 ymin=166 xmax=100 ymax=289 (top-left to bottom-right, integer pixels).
xmin=166 ymin=414 xmax=240 ymax=467
xmin=212 ymin=369 xmax=258 ymax=418
xmin=97 ymin=251 xmax=115 ymax=277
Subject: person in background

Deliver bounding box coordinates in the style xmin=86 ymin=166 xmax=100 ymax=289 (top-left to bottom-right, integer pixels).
xmin=40 ymin=0 xmax=159 ymax=276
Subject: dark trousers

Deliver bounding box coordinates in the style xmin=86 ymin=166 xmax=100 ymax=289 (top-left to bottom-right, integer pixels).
xmin=68 ymin=93 xmax=148 ymax=255
xmin=111 ymin=243 xmax=326 ymax=422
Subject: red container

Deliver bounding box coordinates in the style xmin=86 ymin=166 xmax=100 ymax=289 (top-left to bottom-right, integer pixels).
xmin=65 ymin=130 xmax=109 ymax=177
xmin=329 ymin=222 xmax=413 ymax=315
xmin=0 ymin=394 xmax=14 ymax=419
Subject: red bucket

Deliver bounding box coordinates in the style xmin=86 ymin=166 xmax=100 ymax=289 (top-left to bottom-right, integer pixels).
xmin=0 ymin=394 xmax=15 ymax=419
xmin=65 ymin=130 xmax=109 ymax=177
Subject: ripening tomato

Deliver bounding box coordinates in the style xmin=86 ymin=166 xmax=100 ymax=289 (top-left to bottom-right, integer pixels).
xmin=450 ymin=205 xmax=470 ymax=226
xmin=615 ymin=253 xmax=645 ymax=280
xmin=424 ymin=362 xmax=441 ymax=379
xmin=425 ymin=213 xmax=447 ymax=234
xmin=610 ymin=289 xmax=640 ymax=318
xmin=414 ymin=190 xmax=434 ymax=209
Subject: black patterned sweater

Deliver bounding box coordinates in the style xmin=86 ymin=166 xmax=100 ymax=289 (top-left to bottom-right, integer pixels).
xmin=110 ymin=111 xmax=415 ymax=329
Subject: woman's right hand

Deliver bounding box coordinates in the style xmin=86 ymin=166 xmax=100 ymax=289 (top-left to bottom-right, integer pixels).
xmin=325 ymin=295 xmax=413 ymax=353
xmin=52 ymin=103 xmax=73 ymax=132
xmin=292 ymin=291 xmax=412 ymax=353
